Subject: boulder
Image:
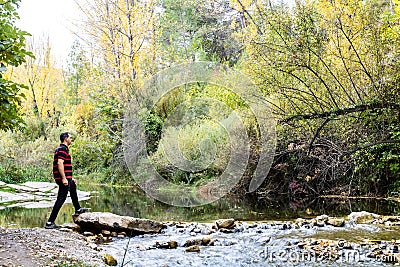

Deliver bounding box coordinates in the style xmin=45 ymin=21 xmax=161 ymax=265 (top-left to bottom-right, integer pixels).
xmin=155 ymin=240 xmax=178 ymax=249
xmin=186 ymin=245 xmax=200 ymax=252
xmin=348 ymin=211 xmax=380 ymax=224
xmin=315 ymin=215 xmax=329 ymax=227
xmin=381 ymin=216 xmax=400 ymax=223
xmin=168 ymin=240 xmax=178 ymax=249
xmin=60 ymin=223 xmax=81 ymax=231
xmin=102 ymin=253 xmax=117 ymax=266
xmin=326 ymin=218 xmax=345 ymax=227
xmin=73 ymin=212 xmax=163 ymax=235
xmin=184 ymin=237 xmax=211 ymax=247
xmin=294 ymin=218 xmax=307 ymax=226
xmin=215 ymin=219 xmax=235 ymax=229
xmin=101 ymin=230 xmax=111 ymax=236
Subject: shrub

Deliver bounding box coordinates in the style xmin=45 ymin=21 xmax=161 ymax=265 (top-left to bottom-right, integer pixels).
xmin=69 ymin=134 xmax=114 ymax=173
xmin=150 ymin=119 xmax=230 ymax=185
xmin=0 ymin=131 xmax=54 ymax=183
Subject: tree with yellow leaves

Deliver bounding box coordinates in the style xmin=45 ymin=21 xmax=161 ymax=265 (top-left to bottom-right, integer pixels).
xmin=8 ymin=36 xmax=65 ymax=138
xmin=75 ymin=0 xmax=158 ymax=100
xmin=234 ymin=0 xmax=400 ymax=195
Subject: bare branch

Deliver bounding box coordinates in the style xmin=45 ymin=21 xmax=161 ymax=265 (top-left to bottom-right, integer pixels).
xmin=280 ymin=102 xmax=400 ymax=123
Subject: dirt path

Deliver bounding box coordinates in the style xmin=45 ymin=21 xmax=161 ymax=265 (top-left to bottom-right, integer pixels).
xmin=0 ymin=228 xmax=104 ymax=267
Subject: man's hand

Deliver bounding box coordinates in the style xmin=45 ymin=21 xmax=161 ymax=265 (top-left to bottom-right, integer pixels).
xmin=62 ymin=178 xmax=68 ymax=186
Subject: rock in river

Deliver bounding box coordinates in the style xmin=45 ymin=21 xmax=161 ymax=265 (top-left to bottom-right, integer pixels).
xmin=185 ymin=245 xmax=200 ymax=252
xmin=326 ymin=217 xmax=345 ymax=227
xmin=215 ymin=218 xmax=235 ymax=229
xmin=348 ymin=211 xmax=380 ymax=224
xmin=102 ymin=253 xmax=117 ymax=266
xmin=73 ymin=212 xmax=163 ymax=235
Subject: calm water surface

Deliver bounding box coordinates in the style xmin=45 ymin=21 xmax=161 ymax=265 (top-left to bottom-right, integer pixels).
xmin=0 ymin=183 xmax=399 ymax=228
xmin=1 ymin=183 xmax=400 ymax=267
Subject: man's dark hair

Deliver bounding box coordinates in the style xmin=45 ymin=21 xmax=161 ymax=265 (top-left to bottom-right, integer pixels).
xmin=60 ymin=132 xmax=70 ymax=143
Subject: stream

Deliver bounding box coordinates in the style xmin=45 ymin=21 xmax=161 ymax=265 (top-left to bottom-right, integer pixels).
xmin=102 ymin=219 xmax=400 ymax=267
xmin=1 ymin=183 xmax=400 ymax=266
xmin=1 ymin=183 xmax=399 ymax=227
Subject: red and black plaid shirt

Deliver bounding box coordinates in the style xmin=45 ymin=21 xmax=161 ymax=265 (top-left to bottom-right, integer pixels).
xmin=53 ymin=144 xmax=72 ymax=180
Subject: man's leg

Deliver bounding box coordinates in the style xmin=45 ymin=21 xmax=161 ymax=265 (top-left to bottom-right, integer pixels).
xmin=68 ymin=179 xmax=81 ymax=211
xmin=48 ymin=182 xmax=69 ymax=223
xmin=69 ymin=180 xmax=89 ymax=215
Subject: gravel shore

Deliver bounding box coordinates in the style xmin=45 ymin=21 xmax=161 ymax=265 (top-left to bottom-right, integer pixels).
xmin=0 ymin=228 xmax=104 ymax=267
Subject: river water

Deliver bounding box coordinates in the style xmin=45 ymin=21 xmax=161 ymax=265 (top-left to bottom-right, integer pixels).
xmin=102 ymin=220 xmax=400 ymax=267
xmin=1 ymin=183 xmax=399 ymax=266
xmin=1 ymin=183 xmax=399 ymax=228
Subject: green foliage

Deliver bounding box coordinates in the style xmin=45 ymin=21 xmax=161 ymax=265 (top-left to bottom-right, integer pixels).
xmin=0 ymin=0 xmax=33 ymax=130
xmin=352 ymin=122 xmax=400 ymax=194
xmin=65 ymin=41 xmax=88 ymax=105
xmin=2 ymin=0 xmax=399 ymax=199
xmin=69 ymin=134 xmax=113 ymax=172
xmin=151 ymin=118 xmax=230 ymax=185
xmin=20 ymin=116 xmax=47 ymax=140
xmin=94 ymin=95 xmax=123 ymax=134
xmin=0 ymin=79 xmax=26 ymax=130
xmin=0 ymin=130 xmax=54 ymax=183
xmin=232 ymin=0 xmax=400 ymax=196
xmin=139 ymin=80 xmax=256 ymax=186
xmin=159 ymin=0 xmax=242 ymax=65
xmin=144 ymin=112 xmax=163 ymax=154
xmin=0 ymin=161 xmax=50 ymax=184
xmin=353 ymin=144 xmax=400 ymax=194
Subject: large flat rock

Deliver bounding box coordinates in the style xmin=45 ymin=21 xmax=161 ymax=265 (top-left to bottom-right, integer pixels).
xmin=7 ymin=201 xmax=54 ymax=209
xmin=0 ymin=192 xmax=35 ymax=204
xmin=22 ymin=182 xmax=57 ymax=192
xmin=0 ymin=182 xmax=90 ymax=209
xmin=73 ymin=212 xmax=164 ymax=235
xmin=348 ymin=211 xmax=381 ymax=224
xmin=6 ymin=184 xmax=39 ymax=193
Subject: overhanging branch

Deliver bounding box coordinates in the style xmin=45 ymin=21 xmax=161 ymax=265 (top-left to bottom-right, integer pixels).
xmin=341 ymin=139 xmax=400 ymax=160
xmin=280 ymin=102 xmax=400 ymax=124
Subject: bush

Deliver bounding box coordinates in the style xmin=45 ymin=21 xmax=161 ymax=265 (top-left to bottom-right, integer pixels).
xmin=69 ymin=134 xmax=114 ymax=173
xmin=150 ymin=119 xmax=230 ymax=185
xmin=353 ymin=143 xmax=400 ymax=195
xmin=0 ymin=131 xmax=54 ymax=183
xmin=0 ymin=163 xmax=51 ymax=184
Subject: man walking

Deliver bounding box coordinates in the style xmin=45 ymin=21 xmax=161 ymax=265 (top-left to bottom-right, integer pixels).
xmin=45 ymin=132 xmax=88 ymax=229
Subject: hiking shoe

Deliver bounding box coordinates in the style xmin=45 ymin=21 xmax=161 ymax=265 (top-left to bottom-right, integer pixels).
xmin=45 ymin=222 xmax=61 ymax=229
xmin=73 ymin=208 xmax=90 ymax=216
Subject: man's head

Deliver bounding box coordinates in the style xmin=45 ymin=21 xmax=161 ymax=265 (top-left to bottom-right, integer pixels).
xmin=60 ymin=132 xmax=72 ymax=145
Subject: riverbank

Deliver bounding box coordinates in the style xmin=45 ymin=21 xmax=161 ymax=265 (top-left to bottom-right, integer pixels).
xmin=0 ymin=227 xmax=104 ymax=266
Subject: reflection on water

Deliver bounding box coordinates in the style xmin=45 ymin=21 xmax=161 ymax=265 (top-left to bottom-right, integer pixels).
xmin=1 ymin=183 xmax=400 ymax=228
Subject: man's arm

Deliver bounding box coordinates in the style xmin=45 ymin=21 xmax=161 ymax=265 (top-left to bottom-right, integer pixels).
xmin=57 ymin=158 xmax=68 ymax=186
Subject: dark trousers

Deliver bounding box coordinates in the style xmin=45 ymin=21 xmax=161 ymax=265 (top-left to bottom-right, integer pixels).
xmin=48 ymin=179 xmax=81 ymax=223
